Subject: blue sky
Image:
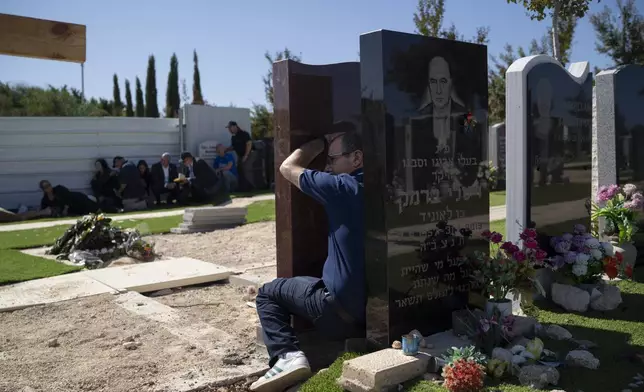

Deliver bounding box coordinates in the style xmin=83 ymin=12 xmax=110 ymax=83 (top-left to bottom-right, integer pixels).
xmin=0 ymin=0 xmax=621 ymax=111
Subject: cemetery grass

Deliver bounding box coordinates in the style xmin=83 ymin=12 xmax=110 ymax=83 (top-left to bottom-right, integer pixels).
xmin=488 ymin=182 xmax=589 ymax=208
xmin=0 ymin=189 xmax=272 ymax=226
xmin=0 ymin=200 xmax=276 ymax=285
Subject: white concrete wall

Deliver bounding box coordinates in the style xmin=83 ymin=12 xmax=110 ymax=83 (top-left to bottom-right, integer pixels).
xmin=0 ymin=117 xmax=180 ymax=209
xmin=183 ymin=105 xmax=251 ymax=156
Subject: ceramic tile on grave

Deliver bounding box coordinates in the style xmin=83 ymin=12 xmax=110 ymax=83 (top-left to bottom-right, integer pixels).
xmin=273 ymin=60 xmax=361 ymax=280
xmin=525 ymin=62 xmax=593 ymax=238
xmin=360 ymin=30 xmax=490 ymax=347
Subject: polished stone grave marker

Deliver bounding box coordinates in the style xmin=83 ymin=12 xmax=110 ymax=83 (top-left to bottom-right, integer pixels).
xmin=488 ymin=122 xmax=506 ymax=190
xmin=273 ymin=60 xmax=361 ymax=279
xmin=593 ymin=65 xmax=644 ymax=248
xmin=506 ymin=56 xmax=592 ymax=243
xmin=360 ymin=30 xmax=490 ymax=346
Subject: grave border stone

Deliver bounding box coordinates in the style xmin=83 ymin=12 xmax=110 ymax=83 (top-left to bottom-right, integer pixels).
xmin=505 ymin=54 xmax=591 ymax=243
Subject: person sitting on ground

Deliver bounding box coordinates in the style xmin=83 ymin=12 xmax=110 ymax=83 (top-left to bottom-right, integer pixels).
xmin=178 ymin=151 xmax=231 ymax=205
xmin=213 ymin=143 xmax=239 ymax=193
xmin=39 ymin=180 xmax=100 ymax=217
xmin=251 ymin=131 xmax=365 ymax=392
xmin=150 ymin=152 xmax=181 ymax=204
xmin=113 ymin=156 xmax=148 ymax=211
xmin=90 ymin=158 xmax=122 ymax=211
xmin=137 ymin=160 xmax=153 ymax=201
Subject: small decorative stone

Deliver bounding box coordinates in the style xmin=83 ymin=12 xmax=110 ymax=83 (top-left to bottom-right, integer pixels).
xmin=423 ymin=373 xmax=440 ymax=381
xmin=511 ymin=345 xmax=526 ymax=354
xmin=546 ymin=325 xmax=573 ymax=340
xmin=574 ymin=339 xmax=598 ymax=350
xmin=123 ymin=342 xmax=138 ymax=350
xmin=392 ymin=340 xmax=402 ymax=349
xmin=512 ymin=355 xmax=527 ymax=365
xmin=566 ymin=350 xmax=600 ymax=369
xmin=518 ymin=365 xmax=560 ymax=389
xmin=419 ymin=339 xmax=427 ymax=348
xmin=47 ymin=338 xmax=59 ymax=348
xmin=551 ymin=283 xmax=590 ymax=312
xmin=590 ymin=284 xmax=622 ymax=311
xmin=492 ymin=347 xmax=513 ymax=363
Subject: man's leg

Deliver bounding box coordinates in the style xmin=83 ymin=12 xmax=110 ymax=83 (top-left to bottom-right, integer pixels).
xmin=223 ymin=171 xmax=238 ymax=193
xmin=252 ymin=277 xmax=322 ymax=392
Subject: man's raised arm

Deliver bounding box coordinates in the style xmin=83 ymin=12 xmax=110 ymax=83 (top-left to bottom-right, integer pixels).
xmin=279 ymin=138 xmax=325 ymax=190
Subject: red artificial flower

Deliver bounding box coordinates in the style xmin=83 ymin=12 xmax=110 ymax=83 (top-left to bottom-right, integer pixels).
xmin=625 ymin=265 xmax=633 ymax=279
xmin=481 ymin=230 xmax=491 ymax=238
xmin=535 ymin=249 xmax=548 ymax=261
xmin=524 ymin=238 xmax=538 ymax=249
xmin=490 ymin=232 xmax=503 ymax=244
xmin=513 ymin=251 xmax=527 ymax=262
xmin=520 ymin=228 xmax=538 ymax=240
xmin=603 ymin=257 xmax=619 ymax=279
xmin=616 ymin=251 xmax=624 ymax=263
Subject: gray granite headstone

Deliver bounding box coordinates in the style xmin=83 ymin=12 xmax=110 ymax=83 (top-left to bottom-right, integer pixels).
xmin=488 ymin=122 xmax=506 ymax=190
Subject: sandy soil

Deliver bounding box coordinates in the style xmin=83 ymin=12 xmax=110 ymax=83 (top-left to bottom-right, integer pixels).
xmin=149 ymin=222 xmax=276 ymax=271
xmin=0 ymin=284 xmax=268 ymax=392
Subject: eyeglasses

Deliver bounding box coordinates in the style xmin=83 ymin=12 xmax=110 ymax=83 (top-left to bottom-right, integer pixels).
xmin=327 ymin=151 xmax=355 ymax=165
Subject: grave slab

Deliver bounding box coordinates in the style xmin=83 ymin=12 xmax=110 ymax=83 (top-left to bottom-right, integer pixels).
xmin=337 ymin=348 xmax=430 ymax=392
xmin=83 ymin=257 xmax=232 ymax=293
xmin=0 ymin=273 xmax=117 ymax=312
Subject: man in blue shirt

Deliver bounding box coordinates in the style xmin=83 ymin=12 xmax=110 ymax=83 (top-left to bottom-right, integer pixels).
xmin=212 ymin=144 xmax=239 ymax=192
xmin=251 ymin=130 xmax=365 ymax=392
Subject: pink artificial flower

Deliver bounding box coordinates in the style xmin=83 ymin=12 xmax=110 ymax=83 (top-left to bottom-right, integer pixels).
xmin=513 ymin=251 xmax=527 ymax=262
xmin=490 ymin=232 xmax=503 ymax=244
xmin=520 ymin=228 xmax=537 ymax=240
xmin=524 ymin=238 xmax=539 ymax=249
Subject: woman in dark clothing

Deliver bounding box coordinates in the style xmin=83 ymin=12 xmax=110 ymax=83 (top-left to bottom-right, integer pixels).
xmin=91 ymin=159 xmax=122 ymax=210
xmin=137 ymin=160 xmax=152 ymax=196
xmin=39 ymin=180 xmax=99 ymax=217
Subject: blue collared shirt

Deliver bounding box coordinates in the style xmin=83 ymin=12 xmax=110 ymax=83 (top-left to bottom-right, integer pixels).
xmin=299 ymin=168 xmax=365 ymax=323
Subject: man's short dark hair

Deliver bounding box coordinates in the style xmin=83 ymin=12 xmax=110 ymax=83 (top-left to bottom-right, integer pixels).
xmin=180 ymin=151 xmax=193 ymax=161
xmin=341 ymin=130 xmax=362 ymax=154
xmin=112 ymin=156 xmax=124 ymax=168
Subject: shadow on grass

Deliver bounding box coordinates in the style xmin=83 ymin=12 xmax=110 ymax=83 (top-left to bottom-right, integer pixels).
xmin=534 ymin=291 xmax=644 ymax=323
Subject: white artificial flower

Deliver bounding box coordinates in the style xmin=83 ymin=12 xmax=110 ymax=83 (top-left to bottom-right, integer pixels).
xmin=572 ymin=263 xmax=588 ymax=276
xmin=601 ymin=242 xmax=614 ymax=256
xmin=591 ymin=248 xmax=603 ymax=260
xmin=585 ymin=238 xmax=600 ymax=249
xmin=575 ymin=253 xmax=590 ymax=264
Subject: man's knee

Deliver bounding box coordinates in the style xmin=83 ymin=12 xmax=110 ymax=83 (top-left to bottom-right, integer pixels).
xmin=257 ymin=278 xmax=286 ymax=301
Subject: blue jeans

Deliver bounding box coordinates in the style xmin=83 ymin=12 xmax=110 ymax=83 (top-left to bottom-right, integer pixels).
xmin=256 ymin=277 xmax=359 ymax=367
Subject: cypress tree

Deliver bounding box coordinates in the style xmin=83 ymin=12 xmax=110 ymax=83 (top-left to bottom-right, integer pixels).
xmin=135 ymin=77 xmax=145 ymax=117
xmin=165 ymin=53 xmax=180 ymax=117
xmin=112 ymin=74 xmax=123 ymax=116
xmin=124 ymin=79 xmax=134 ymax=117
xmin=145 ymin=55 xmax=159 ymax=117
xmin=192 ymin=50 xmax=204 ymax=105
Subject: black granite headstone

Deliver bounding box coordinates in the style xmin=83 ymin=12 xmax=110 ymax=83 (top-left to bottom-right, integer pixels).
xmin=360 ymin=30 xmax=490 ymax=347
xmin=526 ymin=63 xmax=593 ymax=236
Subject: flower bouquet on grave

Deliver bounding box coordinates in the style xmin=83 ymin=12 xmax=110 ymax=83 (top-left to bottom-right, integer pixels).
xmin=471 ymin=228 xmax=547 ymax=315
xmin=547 ymin=223 xmax=630 ymax=284
xmin=592 ymin=184 xmax=643 ymax=243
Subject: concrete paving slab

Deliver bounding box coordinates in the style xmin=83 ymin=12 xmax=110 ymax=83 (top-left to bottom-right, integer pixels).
xmin=338 ymin=348 xmax=430 ymax=392
xmin=184 ymin=207 xmax=247 ymax=216
xmin=0 ymin=273 xmax=117 ymax=312
xmin=170 ymin=224 xmax=241 ymax=234
xmin=83 ymin=257 xmax=232 ymax=293
xmin=228 ymin=265 xmax=276 ymax=288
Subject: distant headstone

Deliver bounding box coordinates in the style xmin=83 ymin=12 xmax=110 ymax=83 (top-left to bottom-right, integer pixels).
xmin=360 ymin=30 xmax=490 ymax=346
xmin=593 ymin=65 xmax=644 ymax=248
xmin=272 ymin=60 xmax=361 ymax=279
xmin=505 ymin=56 xmax=592 ymax=243
xmin=488 ymin=123 xmax=506 ymax=190
xmin=198 ymin=140 xmax=220 ymax=161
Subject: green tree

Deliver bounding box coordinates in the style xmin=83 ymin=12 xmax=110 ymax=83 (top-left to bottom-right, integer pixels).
xmin=590 ymin=0 xmax=644 ymax=65
xmin=145 ymin=55 xmax=159 ymax=117
xmin=124 ymin=79 xmax=134 ymax=117
xmin=135 ymin=77 xmax=145 ymax=117
xmin=192 ymin=50 xmax=204 ymax=105
xmin=112 ymin=74 xmax=123 ymax=116
xmin=263 ymin=48 xmax=302 ymax=108
xmin=250 ymin=103 xmax=273 ymax=139
xmin=0 ymin=82 xmax=108 ymax=116
xmin=165 ymin=53 xmax=180 ymax=118
xmin=180 ymin=78 xmax=191 ymax=106
xmin=506 ymin=0 xmax=597 ymax=61
xmin=413 ymin=0 xmax=490 ymax=44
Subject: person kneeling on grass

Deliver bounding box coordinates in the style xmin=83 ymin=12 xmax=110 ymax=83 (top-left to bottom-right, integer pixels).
xmin=251 ymin=130 xmax=366 ymax=392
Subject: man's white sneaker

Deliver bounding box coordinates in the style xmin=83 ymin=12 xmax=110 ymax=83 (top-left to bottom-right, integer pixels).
xmin=250 ymin=351 xmax=312 ymax=392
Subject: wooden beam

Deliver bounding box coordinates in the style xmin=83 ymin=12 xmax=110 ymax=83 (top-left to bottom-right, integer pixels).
xmin=0 ymin=13 xmax=86 ymax=63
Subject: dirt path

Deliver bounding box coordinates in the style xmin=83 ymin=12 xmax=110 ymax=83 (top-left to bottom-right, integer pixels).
xmin=0 ymin=284 xmax=267 ymax=392
xmin=150 ymin=222 xmax=276 ymax=271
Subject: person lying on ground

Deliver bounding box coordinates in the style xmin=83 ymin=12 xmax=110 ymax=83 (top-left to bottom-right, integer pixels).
xmin=39 ymin=180 xmax=100 ymax=217
xmin=251 ymin=131 xmax=365 ymax=392
xmin=179 ymin=151 xmax=231 ymax=205
xmin=113 ymin=156 xmax=148 ymax=211
xmin=213 ymin=143 xmax=239 ymax=193
xmin=150 ymin=152 xmax=182 ymax=204
xmin=90 ymin=158 xmax=122 ymax=211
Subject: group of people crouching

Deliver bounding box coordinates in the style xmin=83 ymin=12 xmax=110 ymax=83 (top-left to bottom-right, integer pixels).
xmin=35 ymin=144 xmax=240 ymax=219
